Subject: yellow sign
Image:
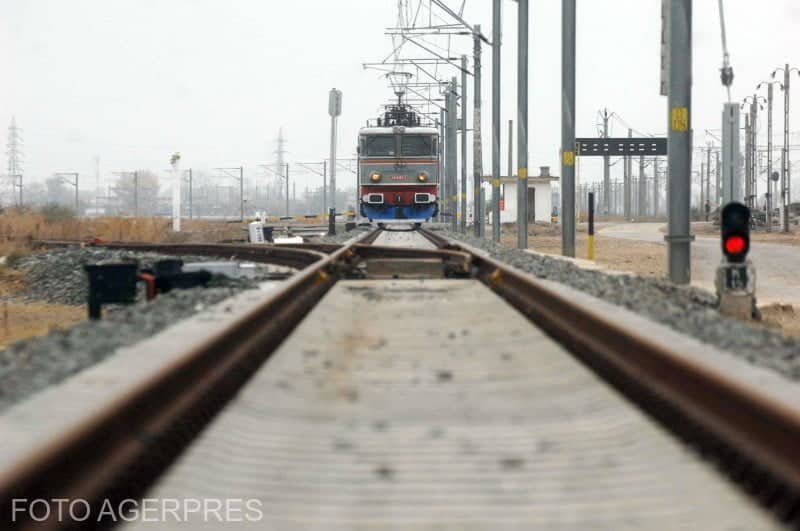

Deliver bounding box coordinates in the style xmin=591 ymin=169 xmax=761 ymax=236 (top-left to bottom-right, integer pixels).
xmin=562 ymin=150 xmax=575 ymax=167
xmin=671 ymin=107 xmax=689 ymax=132
xmin=492 ymin=179 xmax=501 ymax=187
xmin=518 ymin=167 xmax=528 ymax=178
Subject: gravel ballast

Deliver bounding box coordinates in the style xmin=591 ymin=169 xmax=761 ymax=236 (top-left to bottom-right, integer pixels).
xmin=0 ymin=246 xmax=287 ymax=412
xmin=439 ymin=229 xmax=800 ymax=380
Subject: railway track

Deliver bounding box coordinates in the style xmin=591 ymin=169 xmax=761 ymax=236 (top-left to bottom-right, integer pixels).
xmin=2 ymin=228 xmax=799 ymax=529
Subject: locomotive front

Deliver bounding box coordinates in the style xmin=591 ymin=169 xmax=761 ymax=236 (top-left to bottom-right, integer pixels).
xmin=359 ymin=111 xmax=439 ymax=222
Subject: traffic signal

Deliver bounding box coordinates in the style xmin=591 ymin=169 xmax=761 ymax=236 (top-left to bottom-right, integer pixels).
xmin=720 ymin=202 xmax=750 ymax=263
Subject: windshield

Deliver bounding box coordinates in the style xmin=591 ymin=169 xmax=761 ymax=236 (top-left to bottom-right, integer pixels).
xmin=402 ymin=135 xmax=435 ymax=156
xmin=364 ymin=136 xmax=395 ymax=156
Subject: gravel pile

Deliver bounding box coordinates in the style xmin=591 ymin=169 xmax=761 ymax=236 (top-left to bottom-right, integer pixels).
xmin=439 ymin=229 xmax=800 ymax=380
xmin=0 ymin=282 xmax=263 ymax=412
xmin=8 ymin=247 xmax=283 ymax=306
xmin=0 ymin=246 xmax=290 ymax=412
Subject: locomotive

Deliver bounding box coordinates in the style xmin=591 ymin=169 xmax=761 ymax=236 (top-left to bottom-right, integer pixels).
xmin=358 ymin=103 xmax=439 ymax=224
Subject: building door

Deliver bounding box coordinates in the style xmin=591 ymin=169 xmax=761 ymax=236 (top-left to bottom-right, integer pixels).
xmin=527 ymin=187 xmax=536 ymax=223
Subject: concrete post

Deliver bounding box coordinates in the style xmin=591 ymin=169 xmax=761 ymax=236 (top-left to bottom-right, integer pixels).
xmin=666 ymin=0 xmax=693 ymax=284
xmin=722 ymin=103 xmax=741 ymax=203
xmin=603 ymin=109 xmax=610 ymax=216
xmin=560 ymin=0 xmax=576 ymax=257
xmin=473 ymin=25 xmax=483 ymax=237
xmin=638 ymin=155 xmax=646 ymax=218
xmin=461 ymin=55 xmax=468 ymax=233
xmin=491 ymin=1 xmax=502 ymax=242
xmin=517 ymin=0 xmax=529 ymax=248
xmin=447 ymin=78 xmax=458 ymax=231
xmin=624 ymin=128 xmax=632 ymax=220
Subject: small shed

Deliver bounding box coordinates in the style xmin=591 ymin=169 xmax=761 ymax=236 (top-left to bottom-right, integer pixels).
xmin=482 ymin=166 xmax=557 ymax=224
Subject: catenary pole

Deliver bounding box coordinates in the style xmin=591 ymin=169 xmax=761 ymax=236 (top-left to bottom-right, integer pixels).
xmin=561 ymin=0 xmax=576 ymax=257
xmin=639 ymin=155 xmax=646 ymax=218
xmin=461 ymin=55 xmax=468 ymax=233
xmin=473 ymin=25 xmax=483 ymax=237
xmin=666 ymin=0 xmax=692 ymax=284
xmin=603 ymin=109 xmax=610 ymax=215
xmin=517 ymin=0 xmax=529 ymax=248
xmin=706 ymin=146 xmax=711 ymax=222
xmin=653 ymin=157 xmax=659 ymax=216
xmin=781 ymin=65 xmax=792 ymax=232
xmin=491 ymin=0 xmax=502 ymax=241
xmin=447 ymin=78 xmax=458 ymax=231
xmin=624 ymin=128 xmax=632 ymax=219
xmin=322 ymin=160 xmax=327 ymax=214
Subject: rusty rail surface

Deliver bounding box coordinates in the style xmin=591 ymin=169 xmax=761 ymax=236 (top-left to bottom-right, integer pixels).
xmin=0 ymin=232 xmax=380 ymax=531
xmin=418 ymin=227 xmax=800 ymax=520
xmin=5 ymin=227 xmax=800 ymax=527
xmin=32 ymin=240 xmax=329 ymax=270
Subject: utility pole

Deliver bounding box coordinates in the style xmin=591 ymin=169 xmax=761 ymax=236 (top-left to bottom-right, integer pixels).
xmin=561 ymin=0 xmax=576 ymax=257
xmin=240 ymin=166 xmax=245 ymax=221
xmin=460 ymin=55 xmax=468 ymax=234
xmin=285 ymin=163 xmax=290 ymax=218
xmin=473 ymin=24 xmax=483 ymax=237
xmin=6 ymin=117 xmax=23 ymax=207
xmin=714 ymin=150 xmax=722 ymax=208
xmin=55 ymin=172 xmax=79 ymax=213
xmin=517 ymin=0 xmax=529 ymax=249
xmin=700 ymin=161 xmax=705 ymax=217
xmin=666 ymin=0 xmax=692 ymax=284
xmin=446 ymin=79 xmax=458 ymax=231
xmin=170 ymin=153 xmax=181 ymax=231
xmin=439 ymin=108 xmax=446 ymax=224
xmin=491 ymin=0 xmax=502 ymax=242
xmin=638 ymin=155 xmax=646 ymax=219
xmin=706 ymin=145 xmax=711 ymax=222
xmin=624 ymin=128 xmax=632 ymax=220
xmin=323 ymin=160 xmax=327 ymax=214
xmin=722 ymin=103 xmax=742 ymax=204
xmin=772 ymin=64 xmax=799 ymax=232
xmin=653 ymin=157 xmax=659 ymax=217
xmin=329 ymin=88 xmax=342 ymax=213
xmin=186 ymin=169 xmax=193 ymax=219
xmin=744 ymin=113 xmax=752 ymax=208
xmin=602 ymin=109 xmax=610 ymax=216
xmin=134 ymin=171 xmax=139 ymax=216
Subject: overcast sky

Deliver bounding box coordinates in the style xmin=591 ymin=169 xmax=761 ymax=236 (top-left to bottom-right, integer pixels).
xmin=1 ymin=0 xmax=798 ymax=197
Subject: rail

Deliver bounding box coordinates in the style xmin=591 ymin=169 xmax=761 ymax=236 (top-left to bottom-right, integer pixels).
xmin=3 ymin=227 xmax=799 ymax=528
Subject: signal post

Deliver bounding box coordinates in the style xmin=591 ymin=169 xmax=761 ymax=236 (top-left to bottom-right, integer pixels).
xmin=716 ymin=202 xmax=756 ymax=320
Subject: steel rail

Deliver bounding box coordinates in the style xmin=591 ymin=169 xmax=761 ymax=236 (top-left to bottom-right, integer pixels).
xmin=417 ymin=227 xmax=800 ymax=518
xmin=0 ymin=230 xmax=379 ymax=531
xmin=7 ymin=226 xmax=800 ymax=527
xmin=32 ymin=240 xmax=328 ymax=270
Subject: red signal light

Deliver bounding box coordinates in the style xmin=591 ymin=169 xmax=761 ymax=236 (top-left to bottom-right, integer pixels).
xmin=724 ymin=235 xmax=746 ymax=255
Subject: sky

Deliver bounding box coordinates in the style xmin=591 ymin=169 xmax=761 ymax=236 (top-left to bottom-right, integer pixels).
xmin=1 ymin=0 xmax=799 ymax=201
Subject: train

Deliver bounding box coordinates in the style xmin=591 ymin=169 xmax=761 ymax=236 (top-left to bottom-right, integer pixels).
xmin=358 ymin=103 xmax=440 ymax=224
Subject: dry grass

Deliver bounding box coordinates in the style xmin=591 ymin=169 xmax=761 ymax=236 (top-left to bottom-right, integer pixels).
xmin=0 ymin=209 xmax=244 ymax=245
xmin=0 ymin=301 xmax=85 ymax=348
xmin=758 ymin=304 xmax=800 ymax=338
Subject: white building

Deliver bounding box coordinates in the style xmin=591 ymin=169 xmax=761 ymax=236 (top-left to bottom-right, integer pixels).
xmin=483 ymin=166 xmax=557 ymax=224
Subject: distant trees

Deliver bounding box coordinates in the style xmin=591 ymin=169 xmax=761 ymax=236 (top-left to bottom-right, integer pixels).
xmin=111 ymin=170 xmax=160 ymax=216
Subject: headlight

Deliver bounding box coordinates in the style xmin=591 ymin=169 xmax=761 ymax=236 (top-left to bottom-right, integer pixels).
xmin=417 ymin=172 xmax=428 ymax=182
xmin=370 ymin=172 xmax=382 ymax=182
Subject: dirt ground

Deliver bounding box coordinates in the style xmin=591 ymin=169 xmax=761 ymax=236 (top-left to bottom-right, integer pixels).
xmin=686 ymin=222 xmax=800 ymax=246
xmin=499 ymin=223 xmax=668 ymax=277
xmin=0 ymin=301 xmax=84 ymax=349
xmin=758 ymin=304 xmax=800 ymax=338
xmin=499 ymin=222 xmax=800 ymax=339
